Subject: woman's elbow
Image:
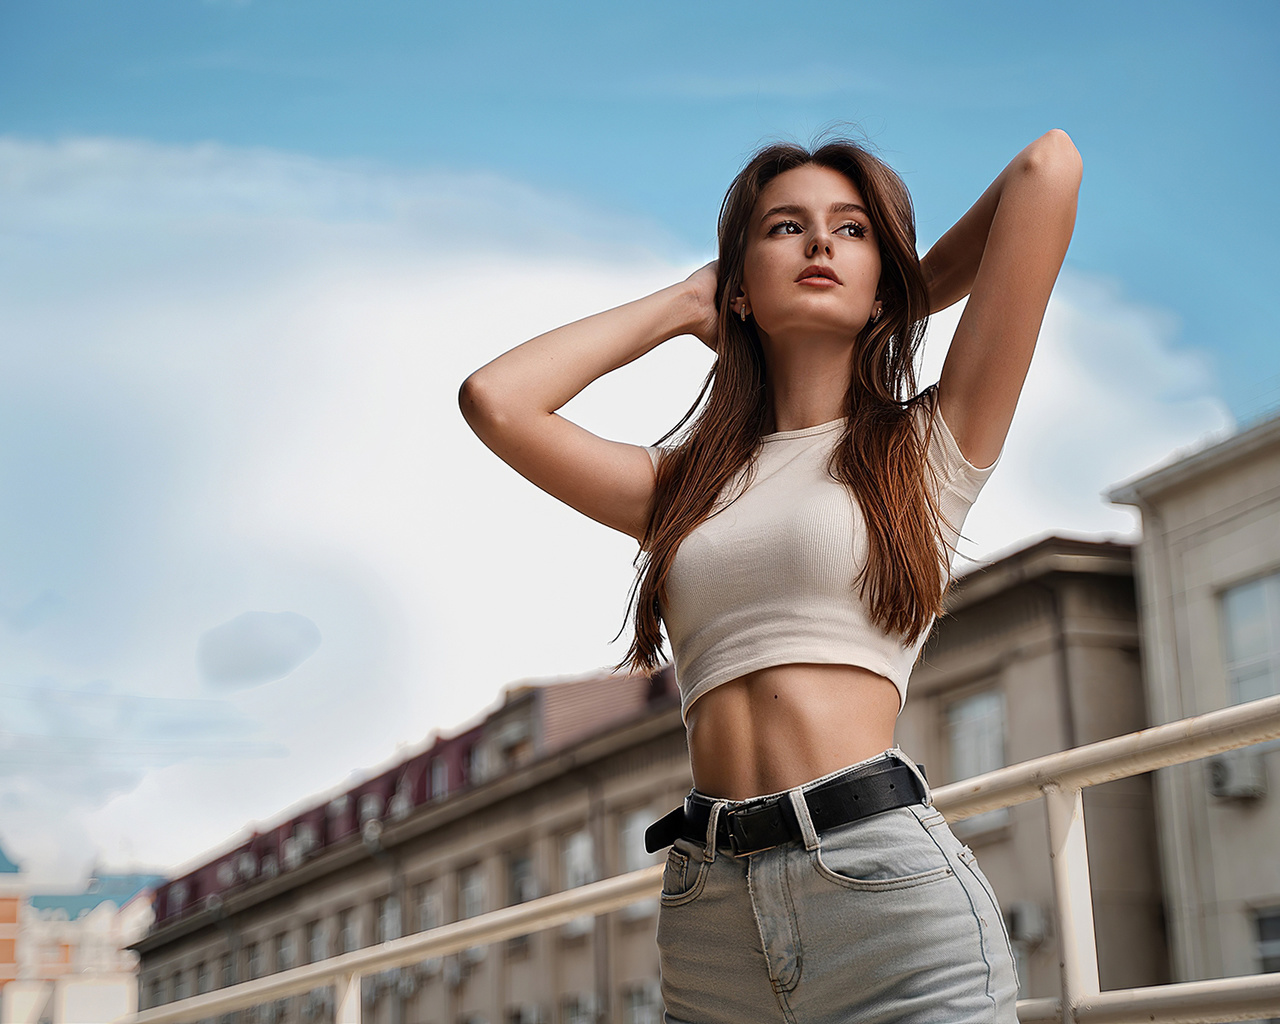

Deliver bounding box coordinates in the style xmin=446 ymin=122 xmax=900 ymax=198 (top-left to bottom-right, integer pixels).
xmin=458 ymin=370 xmax=501 ymax=433
xmin=1023 ymin=129 xmax=1083 ymax=186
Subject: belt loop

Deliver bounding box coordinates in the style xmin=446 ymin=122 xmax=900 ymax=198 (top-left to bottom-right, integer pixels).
xmin=787 ymin=789 xmax=820 ymax=852
xmin=704 ymin=801 xmax=727 ymax=864
xmin=891 ymin=747 xmax=933 ymax=806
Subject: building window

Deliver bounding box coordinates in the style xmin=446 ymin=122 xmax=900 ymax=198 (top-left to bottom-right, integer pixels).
xmin=375 ymin=894 xmax=401 ymax=943
xmin=306 ymin=919 xmax=327 ymax=963
xmin=622 ymin=981 xmax=661 ymax=1024
xmin=220 ymin=951 xmax=234 ymax=988
xmin=508 ymin=853 xmax=537 ymax=906
xmin=196 ymin=961 xmax=210 ymax=994
xmin=416 ymin=883 xmax=442 ymax=932
xmin=947 ymin=689 xmax=1010 ymax=836
xmin=562 ymin=830 xmax=595 ymax=889
xmin=338 ymin=908 xmax=358 ymax=953
xmin=173 ymin=970 xmax=187 ymax=1001
xmin=274 ymin=931 xmax=295 ymax=973
xmin=562 ymin=995 xmax=595 ymax=1024
xmin=459 ymin=864 xmax=486 ymax=920
xmin=149 ymin=977 xmax=163 ymax=1008
xmin=1221 ymin=572 xmax=1280 ymax=704
xmin=431 ymin=758 xmax=449 ymax=801
xmin=245 ymin=941 xmax=262 ymax=981
xmin=561 ymin=829 xmax=596 ymax=938
xmin=619 ymin=809 xmax=659 ymax=919
xmin=1258 ymin=906 xmax=1280 ymax=971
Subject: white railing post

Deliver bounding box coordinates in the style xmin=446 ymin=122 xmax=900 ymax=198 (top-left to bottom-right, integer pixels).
xmin=1044 ymin=784 xmax=1100 ymax=1023
xmin=334 ymin=972 xmax=361 ymax=1024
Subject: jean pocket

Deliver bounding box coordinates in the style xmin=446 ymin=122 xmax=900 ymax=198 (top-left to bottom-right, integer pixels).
xmin=812 ymin=806 xmax=955 ymax=892
xmin=660 ymin=838 xmax=708 ymax=905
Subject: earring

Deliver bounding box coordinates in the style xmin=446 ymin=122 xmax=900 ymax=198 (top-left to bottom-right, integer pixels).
xmin=739 ymin=307 xmax=749 ymax=322
xmin=871 ymin=307 xmax=883 ymax=324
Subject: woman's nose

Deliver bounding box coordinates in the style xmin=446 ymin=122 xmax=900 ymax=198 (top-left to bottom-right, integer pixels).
xmin=806 ymin=234 xmax=832 ymax=258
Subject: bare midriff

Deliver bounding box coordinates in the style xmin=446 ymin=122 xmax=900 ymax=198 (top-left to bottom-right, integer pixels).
xmin=685 ymin=663 xmax=901 ymax=800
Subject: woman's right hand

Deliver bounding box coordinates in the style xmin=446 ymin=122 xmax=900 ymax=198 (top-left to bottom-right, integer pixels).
xmin=684 ymin=261 xmax=720 ymax=351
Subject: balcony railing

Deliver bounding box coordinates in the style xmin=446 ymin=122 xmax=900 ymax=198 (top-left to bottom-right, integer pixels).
xmin=128 ymin=692 xmax=1280 ymax=1024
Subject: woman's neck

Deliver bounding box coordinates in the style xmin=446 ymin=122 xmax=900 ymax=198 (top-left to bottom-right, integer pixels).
xmin=761 ymin=335 xmax=854 ymax=434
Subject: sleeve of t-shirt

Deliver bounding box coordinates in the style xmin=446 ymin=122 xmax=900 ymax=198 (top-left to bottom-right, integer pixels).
xmin=645 ymin=446 xmax=665 ymax=473
xmin=924 ymin=388 xmax=1002 ymax=506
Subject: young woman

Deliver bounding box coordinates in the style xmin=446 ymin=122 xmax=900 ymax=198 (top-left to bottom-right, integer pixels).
xmin=460 ymin=129 xmax=1081 ymax=1023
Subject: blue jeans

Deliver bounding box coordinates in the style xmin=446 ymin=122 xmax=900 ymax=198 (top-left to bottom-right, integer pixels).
xmin=656 ymin=748 xmax=1020 ymax=1023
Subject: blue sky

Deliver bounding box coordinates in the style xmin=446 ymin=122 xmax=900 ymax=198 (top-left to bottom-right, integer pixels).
xmin=0 ymin=2 xmax=1274 ymax=882
xmin=5 ymin=1 xmax=1278 ymax=418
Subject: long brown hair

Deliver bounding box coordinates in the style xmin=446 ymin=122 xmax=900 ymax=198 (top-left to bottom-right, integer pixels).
xmin=622 ymin=139 xmax=957 ymax=674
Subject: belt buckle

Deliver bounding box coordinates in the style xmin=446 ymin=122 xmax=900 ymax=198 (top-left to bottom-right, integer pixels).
xmin=724 ymin=799 xmax=784 ymax=858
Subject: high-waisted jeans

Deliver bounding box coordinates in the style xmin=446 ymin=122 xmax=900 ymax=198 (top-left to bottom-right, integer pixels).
xmin=656 ymin=748 xmax=1020 ymax=1023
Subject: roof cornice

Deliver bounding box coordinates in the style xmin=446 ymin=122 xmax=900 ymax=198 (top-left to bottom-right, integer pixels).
xmin=1107 ymin=412 xmax=1280 ymax=507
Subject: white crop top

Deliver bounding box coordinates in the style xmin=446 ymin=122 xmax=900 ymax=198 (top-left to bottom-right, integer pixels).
xmin=646 ymin=389 xmax=999 ymax=722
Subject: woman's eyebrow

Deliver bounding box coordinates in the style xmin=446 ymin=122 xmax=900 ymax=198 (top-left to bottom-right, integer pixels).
xmin=760 ymin=202 xmax=870 ymax=222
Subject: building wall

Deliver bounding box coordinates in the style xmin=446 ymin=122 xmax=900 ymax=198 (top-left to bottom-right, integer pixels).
xmin=137 ymin=706 xmax=691 ymax=1024
xmin=902 ymin=539 xmax=1167 ymax=998
xmin=1112 ymin=414 xmax=1280 ymax=982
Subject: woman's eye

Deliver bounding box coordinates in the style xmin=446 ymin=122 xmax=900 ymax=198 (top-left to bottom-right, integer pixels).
xmin=768 ymin=220 xmax=803 ymax=235
xmin=836 ymin=222 xmax=868 ymax=238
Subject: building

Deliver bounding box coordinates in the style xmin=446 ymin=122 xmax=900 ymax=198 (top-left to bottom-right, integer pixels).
xmin=0 ymin=855 xmax=162 ymax=1024
xmin=0 ymin=843 xmax=20 ymax=1008
xmin=134 ymin=535 xmax=1165 ymax=1020
xmin=1108 ymin=410 xmax=1280 ymax=984
xmin=135 ymin=669 xmax=688 ymax=1024
xmin=902 ymin=534 xmax=1167 ymax=997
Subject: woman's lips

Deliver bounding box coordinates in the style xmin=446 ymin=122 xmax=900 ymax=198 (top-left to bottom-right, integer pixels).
xmin=796 ymin=265 xmax=842 ymax=285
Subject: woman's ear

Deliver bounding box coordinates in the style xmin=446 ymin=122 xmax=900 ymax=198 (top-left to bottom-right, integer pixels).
xmin=730 ymin=289 xmax=750 ymax=319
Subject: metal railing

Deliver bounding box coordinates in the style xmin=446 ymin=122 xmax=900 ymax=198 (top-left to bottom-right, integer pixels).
xmin=129 ymin=692 xmax=1280 ymax=1024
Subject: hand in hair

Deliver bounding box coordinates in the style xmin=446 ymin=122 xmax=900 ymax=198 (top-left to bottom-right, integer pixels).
xmin=684 ymin=260 xmax=720 ymax=351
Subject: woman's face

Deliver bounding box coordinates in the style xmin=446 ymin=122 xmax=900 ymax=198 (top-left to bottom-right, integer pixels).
xmin=738 ymin=163 xmax=882 ymax=346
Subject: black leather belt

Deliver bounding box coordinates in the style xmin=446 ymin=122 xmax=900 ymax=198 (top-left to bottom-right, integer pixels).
xmin=645 ymin=761 xmax=927 ymax=857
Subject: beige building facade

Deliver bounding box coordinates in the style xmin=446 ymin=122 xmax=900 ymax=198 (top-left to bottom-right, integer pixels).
xmin=902 ymin=535 xmax=1167 ymax=997
xmin=1109 ymin=410 xmax=1280 ymax=985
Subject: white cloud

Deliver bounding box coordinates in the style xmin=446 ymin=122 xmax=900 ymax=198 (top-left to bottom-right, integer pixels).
xmin=0 ymin=135 xmax=1232 ymax=883
xmin=917 ymin=273 xmax=1232 ymax=570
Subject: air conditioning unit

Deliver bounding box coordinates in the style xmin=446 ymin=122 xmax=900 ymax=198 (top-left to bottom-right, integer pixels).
xmin=418 ymin=957 xmax=442 ymax=978
xmin=237 ymin=853 xmax=257 ymax=879
xmin=216 ymin=861 xmax=237 ymax=887
xmin=460 ymin=945 xmax=487 ymax=967
xmin=560 ymin=914 xmax=593 ymax=940
xmin=1208 ymin=748 xmax=1267 ymax=800
xmin=1005 ymin=900 xmax=1046 ymax=945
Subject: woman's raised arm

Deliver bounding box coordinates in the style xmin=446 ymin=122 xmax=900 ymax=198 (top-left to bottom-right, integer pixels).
xmin=458 ymin=264 xmax=718 ymax=542
xmin=921 ymin=129 xmax=1082 ymax=470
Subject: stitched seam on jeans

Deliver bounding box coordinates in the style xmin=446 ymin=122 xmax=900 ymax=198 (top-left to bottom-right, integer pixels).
xmin=811 ymin=856 xmax=953 ymax=892
xmin=921 ymin=819 xmax=999 ymax=1019
xmin=773 ymin=850 xmax=802 ymax=993
xmin=959 ymin=847 xmax=1019 ymax=981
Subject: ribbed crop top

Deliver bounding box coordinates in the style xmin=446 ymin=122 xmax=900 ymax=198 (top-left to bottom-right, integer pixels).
xmin=646 ymin=389 xmax=1000 ymax=723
